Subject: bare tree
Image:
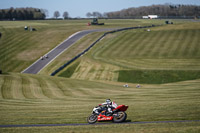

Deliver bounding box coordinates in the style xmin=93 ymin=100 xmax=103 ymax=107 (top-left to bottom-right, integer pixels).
xmin=63 ymin=11 xmax=69 ymax=19
xmin=86 ymin=12 xmax=92 ymax=18
xmin=54 ymin=11 xmax=60 ymax=19
xmin=102 ymin=13 xmax=108 ymax=18
xmin=92 ymin=11 xmax=102 ymax=18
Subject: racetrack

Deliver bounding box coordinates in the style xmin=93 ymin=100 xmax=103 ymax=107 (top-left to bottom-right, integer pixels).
xmin=1 ymin=120 xmax=200 ymax=128
xmin=21 ymin=28 xmax=115 ymax=74
xmin=21 ymin=26 xmax=153 ymax=75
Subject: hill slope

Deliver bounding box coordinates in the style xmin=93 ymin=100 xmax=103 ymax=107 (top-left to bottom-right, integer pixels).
xmin=58 ymin=22 xmax=200 ymax=83
xmin=0 ymin=73 xmax=200 ymax=125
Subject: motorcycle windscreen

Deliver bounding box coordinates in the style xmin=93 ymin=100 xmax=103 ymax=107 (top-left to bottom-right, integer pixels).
xmin=114 ymin=105 xmax=128 ymax=111
xmin=112 ymin=101 xmax=118 ymax=108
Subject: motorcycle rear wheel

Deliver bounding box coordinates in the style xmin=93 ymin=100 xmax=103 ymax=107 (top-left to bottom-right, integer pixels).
xmin=113 ymin=111 xmax=127 ymax=123
xmin=87 ymin=114 xmax=98 ymax=124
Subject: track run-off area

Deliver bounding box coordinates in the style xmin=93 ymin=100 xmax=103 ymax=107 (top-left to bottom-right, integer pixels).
xmin=0 ymin=120 xmax=200 ymax=128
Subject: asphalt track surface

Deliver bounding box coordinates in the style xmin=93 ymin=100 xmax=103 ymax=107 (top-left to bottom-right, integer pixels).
xmin=21 ymin=28 xmax=115 ymax=74
xmin=0 ymin=120 xmax=200 ymax=128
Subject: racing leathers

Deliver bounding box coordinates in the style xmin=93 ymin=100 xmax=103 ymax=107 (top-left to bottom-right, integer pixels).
xmin=99 ymin=100 xmax=118 ymax=115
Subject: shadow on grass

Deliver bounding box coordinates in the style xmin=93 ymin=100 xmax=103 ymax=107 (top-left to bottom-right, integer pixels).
xmin=124 ymin=119 xmax=132 ymax=122
xmin=97 ymin=119 xmax=132 ymax=124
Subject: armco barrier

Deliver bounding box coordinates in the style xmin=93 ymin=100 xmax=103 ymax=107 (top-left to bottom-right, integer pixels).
xmin=50 ymin=25 xmax=158 ymax=76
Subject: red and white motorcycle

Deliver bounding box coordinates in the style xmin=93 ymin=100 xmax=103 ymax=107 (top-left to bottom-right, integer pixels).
xmin=87 ymin=104 xmax=128 ymax=124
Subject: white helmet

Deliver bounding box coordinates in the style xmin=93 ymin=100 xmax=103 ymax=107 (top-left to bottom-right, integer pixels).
xmin=106 ymin=99 xmax=111 ymax=105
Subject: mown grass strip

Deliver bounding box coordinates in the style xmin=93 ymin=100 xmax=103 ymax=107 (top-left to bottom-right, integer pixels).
xmin=21 ymin=75 xmax=36 ymax=99
xmin=59 ymin=62 xmax=80 ymax=78
xmin=0 ymin=73 xmax=200 ymax=126
xmin=95 ymin=29 xmax=200 ymax=60
xmin=118 ymin=70 xmax=200 ymax=84
xmin=34 ymin=77 xmax=56 ymax=99
xmin=1 ymin=75 xmax=13 ymax=99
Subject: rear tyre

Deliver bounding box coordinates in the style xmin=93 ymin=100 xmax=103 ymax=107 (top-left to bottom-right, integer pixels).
xmin=87 ymin=114 xmax=98 ymax=124
xmin=113 ymin=111 xmax=127 ymax=123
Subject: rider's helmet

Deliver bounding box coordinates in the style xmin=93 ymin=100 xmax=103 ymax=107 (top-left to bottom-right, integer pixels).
xmin=106 ymin=99 xmax=111 ymax=105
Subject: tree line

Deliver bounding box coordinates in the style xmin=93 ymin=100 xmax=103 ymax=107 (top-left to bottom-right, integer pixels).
xmin=0 ymin=7 xmax=47 ymax=20
xmin=86 ymin=12 xmax=104 ymax=18
xmin=105 ymin=4 xmax=200 ymax=19
xmin=86 ymin=4 xmax=200 ymax=19
xmin=0 ymin=7 xmax=70 ymax=20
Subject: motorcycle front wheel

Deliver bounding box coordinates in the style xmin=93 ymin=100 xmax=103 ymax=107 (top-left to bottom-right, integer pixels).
xmin=113 ymin=111 xmax=127 ymax=123
xmin=87 ymin=114 xmax=98 ymax=124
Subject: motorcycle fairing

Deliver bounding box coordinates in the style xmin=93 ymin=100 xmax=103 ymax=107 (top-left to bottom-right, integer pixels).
xmin=113 ymin=105 xmax=128 ymax=112
xmin=97 ymin=113 xmax=113 ymax=121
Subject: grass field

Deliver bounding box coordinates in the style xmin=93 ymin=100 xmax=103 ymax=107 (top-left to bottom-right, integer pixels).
xmin=39 ymin=19 xmax=167 ymax=75
xmin=39 ymin=32 xmax=105 ymax=75
xmin=118 ymin=70 xmax=200 ymax=84
xmin=0 ymin=73 xmax=200 ymax=132
xmin=0 ymin=19 xmax=160 ymax=73
xmin=0 ymin=20 xmax=87 ymax=72
xmin=1 ymin=122 xmax=200 ymax=133
xmin=58 ymin=21 xmax=200 ymax=84
xmin=0 ymin=19 xmax=200 ymax=132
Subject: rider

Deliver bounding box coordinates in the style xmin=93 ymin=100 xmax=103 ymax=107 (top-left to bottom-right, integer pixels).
xmin=99 ymin=99 xmax=118 ymax=115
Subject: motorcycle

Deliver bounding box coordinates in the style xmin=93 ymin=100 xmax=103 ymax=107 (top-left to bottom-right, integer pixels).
xmin=87 ymin=104 xmax=128 ymax=124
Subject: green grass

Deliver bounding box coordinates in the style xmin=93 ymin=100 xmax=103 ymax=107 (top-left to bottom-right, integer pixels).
xmin=1 ymin=19 xmax=200 ymax=132
xmin=118 ymin=70 xmax=200 ymax=84
xmin=1 ymin=122 xmax=200 ymax=133
xmin=0 ymin=20 xmax=87 ymax=72
xmin=0 ymin=19 xmax=161 ymax=73
xmin=57 ymin=22 xmax=200 ymax=83
xmin=0 ymin=73 xmax=200 ymax=132
xmin=1 ymin=19 xmax=196 ymax=75
xmin=39 ymin=19 xmax=171 ymax=76
xmin=39 ymin=32 xmax=105 ymax=75
xmin=93 ymin=28 xmax=200 ymax=64
xmin=59 ymin=62 xmax=80 ymax=78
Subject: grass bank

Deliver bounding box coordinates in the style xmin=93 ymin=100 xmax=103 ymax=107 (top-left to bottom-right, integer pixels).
xmin=0 ymin=73 xmax=200 ymax=132
xmin=0 ymin=73 xmax=200 ymax=125
xmin=57 ymin=21 xmax=200 ymax=83
xmin=118 ymin=70 xmax=200 ymax=84
xmin=0 ymin=19 xmax=161 ymax=73
xmin=59 ymin=62 xmax=80 ymax=78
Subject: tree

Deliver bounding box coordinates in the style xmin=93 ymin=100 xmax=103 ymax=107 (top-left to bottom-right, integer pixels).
xmin=102 ymin=13 xmax=108 ymax=18
xmin=33 ymin=12 xmax=44 ymax=20
xmin=86 ymin=12 xmax=92 ymax=18
xmin=63 ymin=11 xmax=69 ymax=19
xmin=0 ymin=7 xmax=45 ymax=20
xmin=92 ymin=11 xmax=102 ymax=18
xmin=54 ymin=11 xmax=60 ymax=19
xmin=104 ymin=4 xmax=200 ymax=19
xmin=41 ymin=9 xmax=48 ymax=18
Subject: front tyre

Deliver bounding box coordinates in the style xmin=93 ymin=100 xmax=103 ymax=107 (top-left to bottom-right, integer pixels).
xmin=113 ymin=111 xmax=127 ymax=123
xmin=87 ymin=114 xmax=98 ymax=124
